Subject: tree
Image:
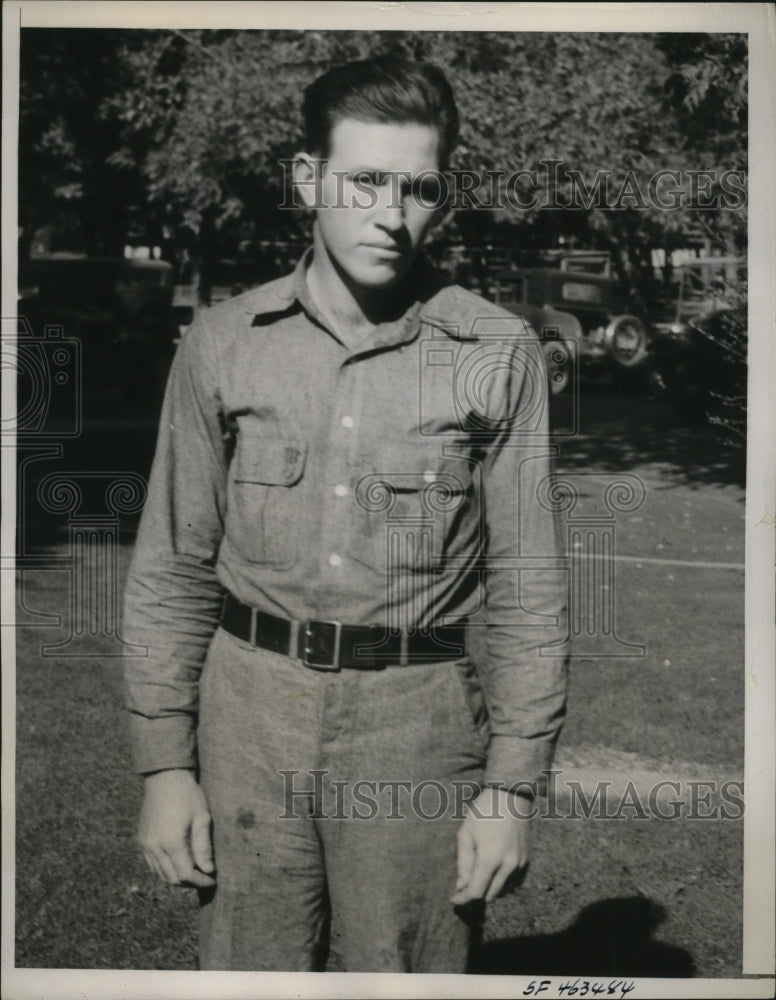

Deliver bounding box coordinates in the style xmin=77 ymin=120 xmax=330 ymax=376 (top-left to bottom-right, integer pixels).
xmin=656 ymin=32 xmax=747 ymax=255
xmin=19 ymin=29 xmax=146 ymax=258
xmin=21 ymin=29 xmax=747 ymax=303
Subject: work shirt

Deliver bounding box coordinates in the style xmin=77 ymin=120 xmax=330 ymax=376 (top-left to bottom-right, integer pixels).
xmin=123 ymin=250 xmax=569 ymax=788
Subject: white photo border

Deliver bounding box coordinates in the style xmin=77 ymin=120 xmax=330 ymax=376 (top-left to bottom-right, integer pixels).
xmin=2 ymin=3 xmax=774 ymax=999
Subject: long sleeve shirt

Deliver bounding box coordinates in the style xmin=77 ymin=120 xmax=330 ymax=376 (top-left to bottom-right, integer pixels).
xmin=123 ymin=251 xmax=569 ymax=788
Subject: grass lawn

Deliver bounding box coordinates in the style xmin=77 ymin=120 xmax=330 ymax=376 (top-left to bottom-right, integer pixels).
xmin=12 ymin=393 xmax=747 ymax=976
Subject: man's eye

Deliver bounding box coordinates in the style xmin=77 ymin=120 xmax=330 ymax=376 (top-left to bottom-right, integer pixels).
xmin=413 ymin=178 xmax=445 ymax=207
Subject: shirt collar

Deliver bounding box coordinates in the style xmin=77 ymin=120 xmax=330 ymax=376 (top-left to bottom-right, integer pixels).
xmin=250 ymin=247 xmax=448 ymax=355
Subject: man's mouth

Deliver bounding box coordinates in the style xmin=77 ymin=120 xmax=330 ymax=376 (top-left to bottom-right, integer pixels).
xmin=363 ymin=243 xmax=404 ymax=256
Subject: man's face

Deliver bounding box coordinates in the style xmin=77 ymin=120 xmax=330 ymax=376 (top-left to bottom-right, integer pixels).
xmin=304 ymin=117 xmax=444 ymax=290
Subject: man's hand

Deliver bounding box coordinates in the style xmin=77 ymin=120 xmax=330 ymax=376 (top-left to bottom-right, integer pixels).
xmin=450 ymin=786 xmax=532 ymax=905
xmin=137 ymin=769 xmax=216 ymax=888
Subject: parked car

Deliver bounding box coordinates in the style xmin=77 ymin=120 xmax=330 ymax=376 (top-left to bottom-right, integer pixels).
xmin=539 ymin=249 xmax=614 ymax=277
xmin=656 ymin=256 xmax=745 ymax=328
xmin=646 ymin=257 xmax=746 ymax=423
xmin=18 ymin=255 xmax=177 ymax=402
xmin=647 ymin=303 xmax=747 ymax=426
xmin=486 ymin=270 xmax=580 ymax=395
xmin=491 ymin=267 xmax=650 ymax=391
xmin=648 ymin=256 xmax=744 ymax=333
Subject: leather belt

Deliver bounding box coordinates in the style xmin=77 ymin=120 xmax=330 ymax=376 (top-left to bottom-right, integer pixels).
xmin=220 ymin=592 xmax=466 ymax=671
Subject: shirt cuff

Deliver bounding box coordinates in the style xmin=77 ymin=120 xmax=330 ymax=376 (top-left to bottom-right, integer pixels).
xmin=128 ymin=713 xmax=198 ymax=775
xmin=483 ymin=734 xmax=558 ymax=797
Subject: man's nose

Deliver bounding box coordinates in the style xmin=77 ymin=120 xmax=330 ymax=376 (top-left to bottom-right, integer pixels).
xmin=374 ymin=177 xmax=407 ymax=229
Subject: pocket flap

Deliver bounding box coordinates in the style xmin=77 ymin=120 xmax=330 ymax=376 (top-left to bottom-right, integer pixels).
xmin=234 ymin=433 xmax=307 ymax=485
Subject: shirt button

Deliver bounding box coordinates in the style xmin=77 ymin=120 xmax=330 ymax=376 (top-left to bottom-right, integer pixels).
xmin=341 ymin=415 xmax=354 ymax=428
xmin=334 ymin=484 xmax=348 ymax=497
xmin=328 ymin=553 xmax=342 ymax=567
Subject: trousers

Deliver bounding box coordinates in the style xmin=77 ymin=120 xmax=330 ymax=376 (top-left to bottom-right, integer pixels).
xmin=196 ymin=626 xmax=488 ymax=971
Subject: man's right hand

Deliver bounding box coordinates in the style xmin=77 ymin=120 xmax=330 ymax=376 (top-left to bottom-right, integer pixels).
xmin=137 ymin=769 xmax=216 ymax=888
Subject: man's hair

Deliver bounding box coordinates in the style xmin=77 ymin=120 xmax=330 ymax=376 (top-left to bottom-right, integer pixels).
xmin=303 ymin=54 xmax=459 ymax=168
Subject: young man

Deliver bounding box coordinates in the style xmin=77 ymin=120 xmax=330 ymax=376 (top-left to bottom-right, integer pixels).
xmin=124 ymin=55 xmax=568 ymax=973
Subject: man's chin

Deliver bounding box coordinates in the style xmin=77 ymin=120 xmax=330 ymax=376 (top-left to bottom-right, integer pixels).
xmin=352 ymin=261 xmax=412 ymax=290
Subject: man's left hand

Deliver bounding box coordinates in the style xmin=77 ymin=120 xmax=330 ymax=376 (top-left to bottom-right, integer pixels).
xmin=450 ymin=786 xmax=532 ymax=905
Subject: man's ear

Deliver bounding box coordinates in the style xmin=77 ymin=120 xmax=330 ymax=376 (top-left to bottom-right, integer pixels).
xmin=292 ymin=152 xmax=326 ymax=210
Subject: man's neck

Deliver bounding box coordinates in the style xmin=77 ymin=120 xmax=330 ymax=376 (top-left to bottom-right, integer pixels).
xmin=305 ymin=233 xmax=418 ymax=345
xmin=306 ymin=261 xmax=375 ymax=345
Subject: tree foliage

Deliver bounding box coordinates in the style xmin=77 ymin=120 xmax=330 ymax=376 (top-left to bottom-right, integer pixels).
xmin=19 ymin=29 xmax=147 ymax=256
xmin=20 ymin=28 xmax=748 ymax=291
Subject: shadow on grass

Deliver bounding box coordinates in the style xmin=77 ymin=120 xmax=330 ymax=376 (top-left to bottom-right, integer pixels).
xmin=551 ymin=393 xmax=746 ymax=491
xmin=470 ymin=895 xmax=695 ymax=977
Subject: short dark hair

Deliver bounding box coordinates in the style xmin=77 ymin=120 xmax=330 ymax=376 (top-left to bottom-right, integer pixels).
xmin=303 ymin=55 xmax=459 ymax=168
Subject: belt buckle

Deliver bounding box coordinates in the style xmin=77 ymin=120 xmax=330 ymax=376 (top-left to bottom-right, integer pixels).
xmin=302 ymin=619 xmax=342 ymax=670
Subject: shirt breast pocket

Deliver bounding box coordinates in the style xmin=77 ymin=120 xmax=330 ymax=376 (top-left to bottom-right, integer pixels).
xmin=357 ymin=443 xmax=476 ymax=577
xmin=228 ymin=429 xmax=307 ymax=567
